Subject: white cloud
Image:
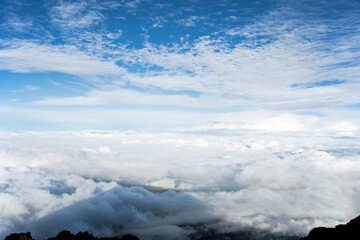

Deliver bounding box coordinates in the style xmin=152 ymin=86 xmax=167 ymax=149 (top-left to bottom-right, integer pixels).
xmin=33 ymin=88 xmax=201 ymax=107
xmin=151 ymin=16 xmax=166 ymax=28
xmin=106 ymin=30 xmax=122 ymax=40
xmin=111 ymin=32 xmax=360 ymax=109
xmin=1 ymin=3 xmax=360 ymax=113
xmin=9 ymin=85 xmax=40 ymax=93
xmin=81 ymin=146 xmax=113 ymax=154
xmin=0 ymin=40 xmax=124 ymax=76
xmin=0 ymin=14 xmax=33 ymax=32
xmin=27 ymin=27 xmax=360 ymax=110
xmin=123 ymin=0 xmax=144 ymax=9
xmin=176 ymin=16 xmax=207 ymax=27
xmin=49 ymin=1 xmax=103 ymax=29
xmin=227 ymin=16 xmax=238 ymax=21
xmin=0 ymin=131 xmax=359 ymax=239
xmin=23 ymin=85 xmax=40 ymax=91
xmin=2 ymin=105 xmax=360 ymax=137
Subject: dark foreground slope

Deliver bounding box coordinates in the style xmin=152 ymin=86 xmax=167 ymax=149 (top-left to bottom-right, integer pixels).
xmin=300 ymin=215 xmax=360 ymax=240
xmin=4 ymin=215 xmax=360 ymax=240
xmin=4 ymin=231 xmax=138 ymax=240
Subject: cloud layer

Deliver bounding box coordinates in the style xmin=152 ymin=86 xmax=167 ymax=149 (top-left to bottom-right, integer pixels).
xmin=1 ymin=131 xmax=359 ymax=239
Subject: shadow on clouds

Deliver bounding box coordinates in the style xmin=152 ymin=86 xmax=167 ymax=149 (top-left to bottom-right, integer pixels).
xmin=5 ymin=184 xmax=300 ymax=240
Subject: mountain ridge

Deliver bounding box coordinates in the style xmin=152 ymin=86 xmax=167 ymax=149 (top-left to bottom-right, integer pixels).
xmin=4 ymin=215 xmax=359 ymax=240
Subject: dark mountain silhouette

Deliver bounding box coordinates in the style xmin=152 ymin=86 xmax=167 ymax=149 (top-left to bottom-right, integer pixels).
xmin=0 ymin=228 xmax=299 ymax=240
xmin=300 ymin=215 xmax=360 ymax=240
xmin=4 ymin=231 xmax=138 ymax=240
xmin=4 ymin=232 xmax=34 ymax=240
xmin=4 ymin=215 xmax=359 ymax=240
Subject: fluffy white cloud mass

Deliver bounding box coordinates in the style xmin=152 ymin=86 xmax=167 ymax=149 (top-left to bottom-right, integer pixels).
xmin=0 ymin=131 xmax=359 ymax=239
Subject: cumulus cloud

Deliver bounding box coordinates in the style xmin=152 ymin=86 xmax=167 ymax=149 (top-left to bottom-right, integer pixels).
xmin=0 ymin=131 xmax=359 ymax=239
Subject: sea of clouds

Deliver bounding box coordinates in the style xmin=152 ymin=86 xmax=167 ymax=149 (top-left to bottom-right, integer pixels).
xmin=0 ymin=130 xmax=359 ymax=239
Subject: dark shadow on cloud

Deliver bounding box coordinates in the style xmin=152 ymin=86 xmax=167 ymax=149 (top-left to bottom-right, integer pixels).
xmin=45 ymin=180 xmax=77 ymax=196
xmin=2 ymin=184 xmax=302 ymax=240
xmin=6 ymin=185 xmax=217 ymax=240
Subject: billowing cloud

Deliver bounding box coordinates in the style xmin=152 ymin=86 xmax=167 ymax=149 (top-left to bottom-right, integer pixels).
xmin=0 ymin=131 xmax=359 ymax=239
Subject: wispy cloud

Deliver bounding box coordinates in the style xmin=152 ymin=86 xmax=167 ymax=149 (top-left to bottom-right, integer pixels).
xmin=151 ymin=16 xmax=166 ymax=28
xmin=176 ymin=16 xmax=207 ymax=27
xmin=123 ymin=0 xmax=144 ymax=9
xmin=23 ymin=85 xmax=40 ymax=91
xmin=1 ymin=1 xmax=359 ymax=119
xmin=33 ymin=88 xmax=201 ymax=107
xmin=0 ymin=13 xmax=33 ymax=32
xmin=9 ymin=85 xmax=40 ymax=93
xmin=0 ymin=40 xmax=124 ymax=76
xmin=49 ymin=1 xmax=104 ymax=30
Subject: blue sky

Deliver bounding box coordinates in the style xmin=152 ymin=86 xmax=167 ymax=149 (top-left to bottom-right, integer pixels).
xmin=1 ymin=0 xmax=360 ymax=132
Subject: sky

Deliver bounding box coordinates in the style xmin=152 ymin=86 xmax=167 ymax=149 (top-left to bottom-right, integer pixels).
xmin=0 ymin=0 xmax=359 ymax=132
xmin=1 ymin=0 xmax=360 ymax=240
